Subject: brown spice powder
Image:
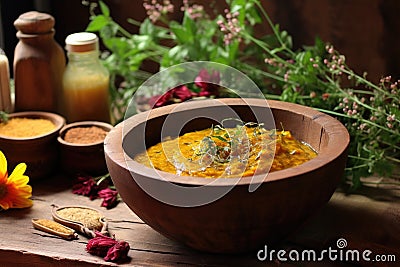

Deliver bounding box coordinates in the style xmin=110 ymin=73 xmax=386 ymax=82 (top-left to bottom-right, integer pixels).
xmin=63 ymin=126 xmax=107 ymax=144
xmin=56 ymin=207 xmax=103 ymax=230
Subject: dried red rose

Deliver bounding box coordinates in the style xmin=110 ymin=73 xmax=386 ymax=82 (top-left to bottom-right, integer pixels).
xmin=72 ymin=176 xmax=98 ymax=200
xmin=104 ymin=240 xmax=130 ymax=262
xmin=86 ymin=232 xmax=117 ymax=257
xmin=148 ymin=89 xmax=174 ymax=108
xmin=146 ymin=69 xmax=221 ymax=109
xmin=195 ymin=69 xmax=221 ymax=97
xmin=86 ymin=232 xmax=130 ymax=262
xmin=172 ymin=85 xmax=196 ymax=101
xmin=195 ymin=69 xmax=220 ymax=88
xmin=98 ymin=188 xmax=119 ymax=209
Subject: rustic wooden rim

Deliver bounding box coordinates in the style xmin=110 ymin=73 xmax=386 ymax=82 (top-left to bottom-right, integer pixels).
xmin=58 ymin=121 xmax=113 ymax=147
xmin=0 ymin=111 xmax=65 ymax=141
xmin=105 ymin=98 xmax=350 ymax=186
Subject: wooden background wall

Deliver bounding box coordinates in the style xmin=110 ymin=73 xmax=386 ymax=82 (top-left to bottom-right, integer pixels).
xmin=1 ymin=0 xmax=399 ymax=83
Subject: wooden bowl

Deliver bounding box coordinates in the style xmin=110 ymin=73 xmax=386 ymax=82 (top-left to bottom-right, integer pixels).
xmin=0 ymin=111 xmax=65 ymax=181
xmin=57 ymin=121 xmax=113 ymax=176
xmin=104 ymin=98 xmax=350 ymax=253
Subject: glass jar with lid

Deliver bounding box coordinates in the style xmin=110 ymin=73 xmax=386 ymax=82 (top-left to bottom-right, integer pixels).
xmin=62 ymin=32 xmax=110 ymax=123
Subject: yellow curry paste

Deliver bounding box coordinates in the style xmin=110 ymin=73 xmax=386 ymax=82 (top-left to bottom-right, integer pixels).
xmin=134 ymin=123 xmax=317 ymax=178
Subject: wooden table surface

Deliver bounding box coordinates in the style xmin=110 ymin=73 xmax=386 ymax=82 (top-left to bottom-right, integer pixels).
xmin=0 ymin=174 xmax=399 ymax=267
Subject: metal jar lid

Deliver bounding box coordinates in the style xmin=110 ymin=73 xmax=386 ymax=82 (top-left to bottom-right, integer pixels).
xmin=65 ymin=32 xmax=99 ymax=53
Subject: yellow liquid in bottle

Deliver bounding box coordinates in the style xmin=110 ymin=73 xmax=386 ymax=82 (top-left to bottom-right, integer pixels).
xmin=63 ymin=74 xmax=110 ymax=123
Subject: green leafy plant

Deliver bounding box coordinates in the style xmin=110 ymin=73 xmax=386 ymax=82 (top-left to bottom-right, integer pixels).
xmin=84 ymin=0 xmax=399 ymax=189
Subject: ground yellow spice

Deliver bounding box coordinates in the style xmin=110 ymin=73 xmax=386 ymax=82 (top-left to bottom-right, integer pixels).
xmin=33 ymin=218 xmax=74 ymax=234
xmin=0 ymin=117 xmax=56 ymax=138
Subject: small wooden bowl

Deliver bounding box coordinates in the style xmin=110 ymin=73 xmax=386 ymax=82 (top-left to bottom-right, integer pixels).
xmin=105 ymin=98 xmax=350 ymax=253
xmin=0 ymin=111 xmax=65 ymax=181
xmin=57 ymin=121 xmax=113 ymax=176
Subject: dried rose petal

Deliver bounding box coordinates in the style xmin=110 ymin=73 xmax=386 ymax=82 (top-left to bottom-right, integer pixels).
xmin=86 ymin=232 xmax=130 ymax=262
xmin=86 ymin=232 xmax=117 ymax=257
xmin=98 ymin=188 xmax=119 ymax=209
xmin=104 ymin=241 xmax=130 ymax=262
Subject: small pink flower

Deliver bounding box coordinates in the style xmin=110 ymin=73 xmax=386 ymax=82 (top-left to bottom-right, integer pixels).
xmin=284 ymin=71 xmax=290 ymax=82
xmin=143 ymin=0 xmax=174 ymax=22
xmin=387 ymin=114 xmax=395 ymax=122
xmin=218 ymin=10 xmax=242 ymax=44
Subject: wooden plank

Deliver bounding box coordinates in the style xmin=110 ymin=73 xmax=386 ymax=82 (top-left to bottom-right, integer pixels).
xmin=0 ymin=175 xmax=266 ymax=266
xmin=0 ymin=174 xmax=398 ymax=266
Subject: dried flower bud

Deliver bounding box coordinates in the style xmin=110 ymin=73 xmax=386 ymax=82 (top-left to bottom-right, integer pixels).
xmin=104 ymin=241 xmax=130 ymax=262
xmin=98 ymin=188 xmax=119 ymax=209
xmin=86 ymin=232 xmax=130 ymax=262
xmin=86 ymin=232 xmax=117 ymax=257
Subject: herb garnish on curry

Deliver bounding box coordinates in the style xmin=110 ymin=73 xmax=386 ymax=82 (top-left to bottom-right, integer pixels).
xmin=134 ymin=121 xmax=317 ymax=178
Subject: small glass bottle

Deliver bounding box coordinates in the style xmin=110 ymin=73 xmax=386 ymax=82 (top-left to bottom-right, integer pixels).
xmin=62 ymin=32 xmax=110 ymax=123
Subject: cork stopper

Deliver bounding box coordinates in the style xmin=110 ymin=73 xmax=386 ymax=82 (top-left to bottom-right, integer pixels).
xmin=14 ymin=11 xmax=55 ymax=34
xmin=65 ymin=32 xmax=99 ymax=53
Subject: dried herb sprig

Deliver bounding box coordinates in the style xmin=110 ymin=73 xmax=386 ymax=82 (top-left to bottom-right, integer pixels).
xmin=0 ymin=111 xmax=8 ymax=123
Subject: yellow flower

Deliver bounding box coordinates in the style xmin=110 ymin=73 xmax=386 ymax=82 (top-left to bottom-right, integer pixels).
xmin=0 ymin=150 xmax=33 ymax=210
